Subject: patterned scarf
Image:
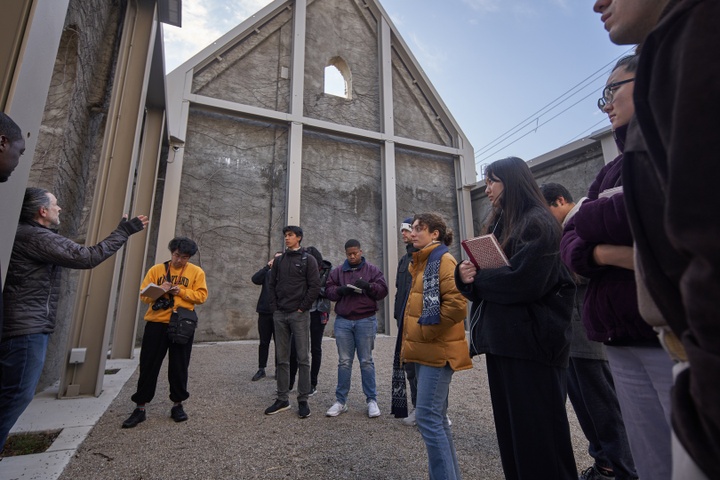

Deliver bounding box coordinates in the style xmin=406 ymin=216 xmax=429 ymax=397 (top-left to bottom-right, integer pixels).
xmin=417 ymin=243 xmax=448 ymax=325
xmin=391 ymin=314 xmax=408 ymax=418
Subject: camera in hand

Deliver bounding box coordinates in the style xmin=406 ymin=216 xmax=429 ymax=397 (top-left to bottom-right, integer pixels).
xmin=152 ymin=295 xmax=174 ymax=311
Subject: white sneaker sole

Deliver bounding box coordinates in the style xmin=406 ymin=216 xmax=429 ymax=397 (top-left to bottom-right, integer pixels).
xmin=326 ymin=406 xmax=348 ymax=417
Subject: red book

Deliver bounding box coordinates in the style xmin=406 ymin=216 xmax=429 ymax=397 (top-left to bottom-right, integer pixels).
xmin=461 ymin=234 xmax=510 ymax=269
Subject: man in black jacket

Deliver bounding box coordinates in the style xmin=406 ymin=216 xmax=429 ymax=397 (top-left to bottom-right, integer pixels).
xmin=264 ymin=226 xmax=320 ymax=419
xmin=0 ymin=187 xmax=147 ymax=451
xmin=250 ymin=252 xmax=282 ymax=381
xmin=394 ymin=217 xmax=419 ymax=425
xmin=593 ymin=1 xmax=720 ymax=478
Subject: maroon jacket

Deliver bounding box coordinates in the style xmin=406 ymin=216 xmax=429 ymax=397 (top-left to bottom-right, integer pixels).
xmin=560 ymin=125 xmax=656 ymax=344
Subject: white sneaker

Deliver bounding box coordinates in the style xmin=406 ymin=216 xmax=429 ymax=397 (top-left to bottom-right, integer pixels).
xmin=367 ymin=400 xmax=381 ymax=418
xmin=325 ymin=402 xmax=348 ymax=417
xmin=402 ymin=408 xmax=417 ymax=426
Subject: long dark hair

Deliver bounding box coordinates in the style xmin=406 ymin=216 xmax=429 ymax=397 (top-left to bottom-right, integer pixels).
xmin=483 ymin=157 xmax=558 ymax=248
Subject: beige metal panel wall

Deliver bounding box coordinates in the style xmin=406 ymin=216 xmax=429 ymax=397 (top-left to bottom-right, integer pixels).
xmin=0 ymin=0 xmax=33 ymax=110
xmin=0 ymin=0 xmax=70 ymax=283
xmin=110 ymin=108 xmax=166 ymax=359
xmin=60 ymin=0 xmax=159 ymax=398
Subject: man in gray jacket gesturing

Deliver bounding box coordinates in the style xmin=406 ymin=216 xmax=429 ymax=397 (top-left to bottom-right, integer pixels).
xmin=0 ymin=187 xmax=147 ymax=451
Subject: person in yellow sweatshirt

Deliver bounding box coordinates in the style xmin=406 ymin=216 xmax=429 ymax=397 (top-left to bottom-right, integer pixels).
xmin=122 ymin=236 xmax=208 ymax=428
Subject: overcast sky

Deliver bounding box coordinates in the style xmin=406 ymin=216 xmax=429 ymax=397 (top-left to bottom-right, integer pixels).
xmin=163 ymin=0 xmax=629 ymax=171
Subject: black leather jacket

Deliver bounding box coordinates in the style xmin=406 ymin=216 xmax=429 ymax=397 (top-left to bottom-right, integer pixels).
xmin=2 ymin=220 xmax=133 ymax=338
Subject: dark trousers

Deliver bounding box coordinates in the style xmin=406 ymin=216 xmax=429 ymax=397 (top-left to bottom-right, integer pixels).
xmin=486 ymin=354 xmax=577 ymax=480
xmin=131 ymin=321 xmax=193 ymax=405
xmin=290 ymin=310 xmax=326 ymax=387
xmin=405 ymin=361 xmax=418 ymax=408
xmin=257 ymin=313 xmax=275 ymax=369
xmin=568 ymin=357 xmax=637 ymax=479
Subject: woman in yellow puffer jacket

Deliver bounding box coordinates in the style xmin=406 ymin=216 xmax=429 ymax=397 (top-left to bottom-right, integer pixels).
xmin=401 ymin=212 xmax=470 ymax=480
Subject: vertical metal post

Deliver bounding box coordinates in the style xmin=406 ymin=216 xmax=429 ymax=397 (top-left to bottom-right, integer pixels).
xmin=285 ymin=0 xmax=306 ymax=226
xmin=379 ymin=16 xmax=398 ymax=335
xmin=110 ymin=108 xmax=165 ymax=359
xmin=59 ymin=0 xmax=157 ymax=397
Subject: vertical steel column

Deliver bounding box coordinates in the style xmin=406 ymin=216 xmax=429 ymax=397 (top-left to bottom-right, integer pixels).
xmin=456 ymin=137 xmax=476 ymax=244
xmin=379 ymin=17 xmax=398 ymax=336
xmin=59 ymin=0 xmax=157 ymax=397
xmin=110 ymin=108 xmax=165 ymax=359
xmin=0 ymin=0 xmax=70 ymax=284
xmin=285 ymin=0 xmax=306 ymax=226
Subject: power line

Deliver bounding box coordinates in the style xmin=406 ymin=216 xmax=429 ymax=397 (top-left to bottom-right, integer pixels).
xmin=474 ymin=47 xmax=634 ymax=163
xmin=563 ymin=118 xmax=609 ymax=146
xmin=476 ymin=88 xmax=601 ymax=164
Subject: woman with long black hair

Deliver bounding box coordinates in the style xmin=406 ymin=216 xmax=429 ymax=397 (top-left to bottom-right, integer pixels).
xmin=455 ymin=157 xmax=577 ymax=480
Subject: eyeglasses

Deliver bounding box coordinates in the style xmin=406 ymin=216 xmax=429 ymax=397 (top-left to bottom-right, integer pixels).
xmin=597 ymin=78 xmax=635 ymax=111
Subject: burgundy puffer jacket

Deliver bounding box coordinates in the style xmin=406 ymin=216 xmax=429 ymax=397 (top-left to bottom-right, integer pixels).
xmin=560 ymin=125 xmax=656 ymax=344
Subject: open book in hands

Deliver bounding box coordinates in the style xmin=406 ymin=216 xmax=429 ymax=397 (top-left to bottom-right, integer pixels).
xmin=461 ymin=234 xmax=510 ymax=269
xmin=140 ymin=283 xmax=168 ymax=301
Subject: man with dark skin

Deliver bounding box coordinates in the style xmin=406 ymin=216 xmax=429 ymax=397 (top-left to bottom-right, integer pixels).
xmin=0 ymin=113 xmax=24 ymax=184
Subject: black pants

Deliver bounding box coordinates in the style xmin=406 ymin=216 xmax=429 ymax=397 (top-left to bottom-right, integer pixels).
xmin=131 ymin=321 xmax=193 ymax=405
xmin=290 ymin=310 xmax=326 ymax=387
xmin=486 ymin=354 xmax=576 ymax=480
xmin=257 ymin=313 xmax=275 ymax=369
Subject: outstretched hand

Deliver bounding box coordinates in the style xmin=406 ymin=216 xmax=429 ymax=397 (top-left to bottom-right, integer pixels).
xmin=118 ymin=214 xmax=149 ymax=235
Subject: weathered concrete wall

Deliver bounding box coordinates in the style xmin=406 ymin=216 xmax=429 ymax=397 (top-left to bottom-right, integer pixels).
xmin=192 ymin=8 xmax=293 ymax=112
xmin=174 ymin=108 xmax=288 ymax=340
xmin=28 ymin=0 xmax=124 ymax=390
xmin=396 ymin=148 xmax=462 ymax=260
xmin=469 ymin=145 xmax=606 ymax=235
xmin=300 ymin=131 xmax=385 ymax=331
xmin=304 ymin=0 xmax=380 ymax=132
xmin=392 ymin=51 xmax=453 ymax=147
xmin=172 ymin=0 xmax=465 ymax=340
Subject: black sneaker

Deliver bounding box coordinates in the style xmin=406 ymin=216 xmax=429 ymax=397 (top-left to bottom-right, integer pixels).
xmin=122 ymin=408 xmax=146 ymax=428
xmin=579 ymin=465 xmax=615 ymax=480
xmin=171 ymin=404 xmax=188 ymax=422
xmin=264 ymin=399 xmax=290 ymax=415
xmin=251 ymin=368 xmax=266 ymax=381
xmin=298 ymin=401 xmax=310 ymax=418
xmin=308 ymin=386 xmax=317 ymax=397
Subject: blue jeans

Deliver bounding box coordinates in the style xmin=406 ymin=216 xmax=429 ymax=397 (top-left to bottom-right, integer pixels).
xmin=416 ymin=363 xmax=460 ymax=480
xmin=0 ymin=333 xmax=50 ymax=451
xmin=334 ymin=315 xmax=376 ymax=404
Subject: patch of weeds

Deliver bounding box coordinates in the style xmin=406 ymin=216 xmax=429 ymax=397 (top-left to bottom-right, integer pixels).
xmin=2 ymin=429 xmax=62 ymax=457
xmin=104 ymin=368 xmax=120 ymax=375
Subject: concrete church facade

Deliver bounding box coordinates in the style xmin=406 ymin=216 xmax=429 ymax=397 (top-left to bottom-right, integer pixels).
xmin=163 ymin=0 xmax=476 ymax=339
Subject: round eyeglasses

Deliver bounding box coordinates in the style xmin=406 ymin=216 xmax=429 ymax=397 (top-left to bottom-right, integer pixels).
xmin=597 ymin=78 xmax=635 ymax=111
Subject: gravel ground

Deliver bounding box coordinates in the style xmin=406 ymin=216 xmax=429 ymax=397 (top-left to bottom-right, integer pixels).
xmin=59 ymin=336 xmax=591 ymax=479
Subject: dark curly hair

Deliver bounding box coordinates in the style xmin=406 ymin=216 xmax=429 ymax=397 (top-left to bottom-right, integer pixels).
xmin=168 ymin=236 xmax=198 ymax=256
xmin=412 ymin=212 xmax=454 ymax=246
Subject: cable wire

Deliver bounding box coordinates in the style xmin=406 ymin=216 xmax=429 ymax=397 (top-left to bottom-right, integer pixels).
xmin=474 ymin=47 xmax=634 ymax=162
